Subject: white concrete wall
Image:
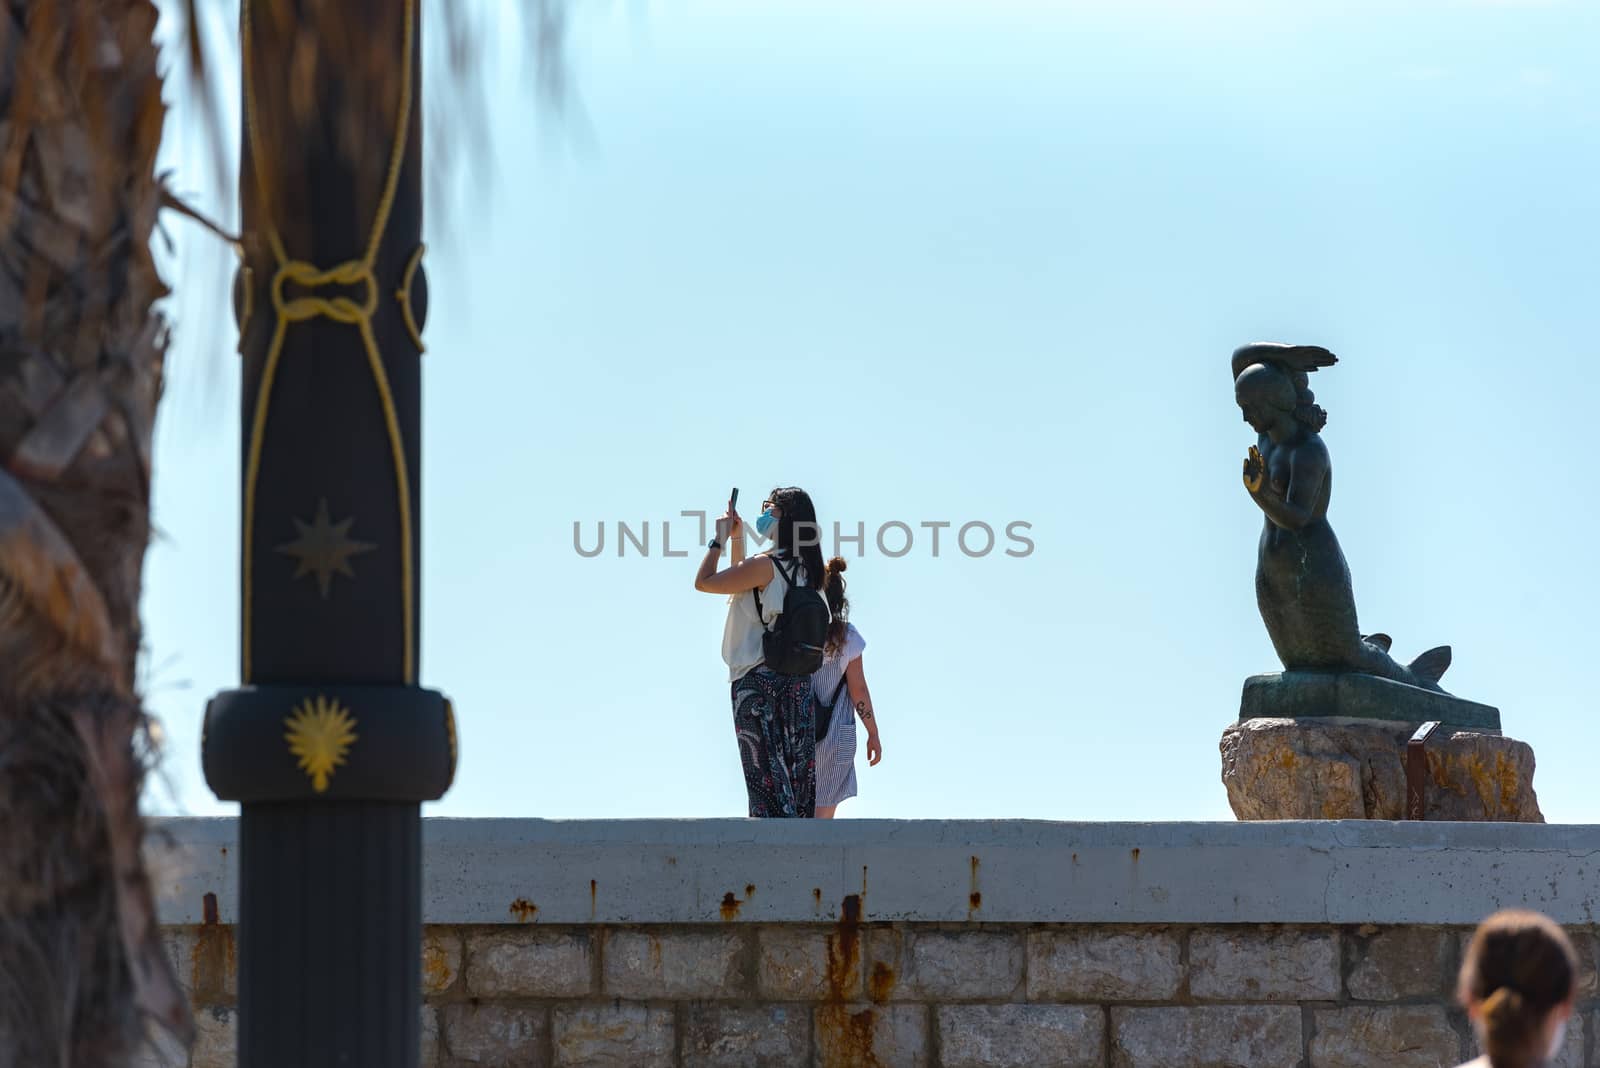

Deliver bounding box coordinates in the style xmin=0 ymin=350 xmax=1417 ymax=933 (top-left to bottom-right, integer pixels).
xmin=149 ymin=818 xmax=1600 ymax=927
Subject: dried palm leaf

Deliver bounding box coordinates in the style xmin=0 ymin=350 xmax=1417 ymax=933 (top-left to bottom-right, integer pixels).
xmin=0 ymin=0 xmax=190 ymax=1063
xmin=2 ymin=0 xmax=581 ymax=1062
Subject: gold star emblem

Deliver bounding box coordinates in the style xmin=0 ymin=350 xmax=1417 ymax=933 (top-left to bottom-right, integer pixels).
xmin=284 ymin=696 xmax=359 ymax=793
xmin=275 ymin=499 xmax=375 ymax=598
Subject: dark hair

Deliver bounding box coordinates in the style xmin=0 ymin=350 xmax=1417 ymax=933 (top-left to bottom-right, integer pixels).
xmin=1241 ymin=360 xmax=1328 ymax=432
xmin=822 ymin=556 xmax=849 ymax=654
xmin=1231 ymin=344 xmax=1335 ymax=432
xmin=1286 ymin=367 xmax=1329 ymax=432
xmin=768 ymin=487 xmax=823 ymax=590
xmin=1458 ymin=909 xmax=1577 ymax=1068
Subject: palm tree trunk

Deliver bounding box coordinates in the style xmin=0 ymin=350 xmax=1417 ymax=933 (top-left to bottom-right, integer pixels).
xmin=0 ymin=1 xmax=190 ymax=1063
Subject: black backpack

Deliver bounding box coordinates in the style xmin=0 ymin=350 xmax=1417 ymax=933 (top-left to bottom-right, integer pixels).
xmin=752 ymin=555 xmax=830 ymax=676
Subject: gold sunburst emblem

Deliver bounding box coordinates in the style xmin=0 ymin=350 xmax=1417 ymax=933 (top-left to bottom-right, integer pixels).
xmin=284 ymin=696 xmax=359 ymax=793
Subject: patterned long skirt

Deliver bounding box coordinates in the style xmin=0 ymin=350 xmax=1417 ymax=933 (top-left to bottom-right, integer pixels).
xmin=731 ymin=666 xmax=817 ymax=818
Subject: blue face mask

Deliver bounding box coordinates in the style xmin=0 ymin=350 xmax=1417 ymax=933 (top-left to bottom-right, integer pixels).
xmin=754 ymin=509 xmax=777 ymax=537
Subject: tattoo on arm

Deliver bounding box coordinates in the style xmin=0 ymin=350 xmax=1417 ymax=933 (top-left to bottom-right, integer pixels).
xmin=856 ymin=699 xmax=873 ymax=721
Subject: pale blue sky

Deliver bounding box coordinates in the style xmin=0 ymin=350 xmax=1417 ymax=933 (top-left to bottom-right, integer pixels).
xmin=146 ymin=0 xmax=1599 ymax=822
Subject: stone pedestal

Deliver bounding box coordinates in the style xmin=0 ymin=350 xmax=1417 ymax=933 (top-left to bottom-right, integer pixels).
xmin=1221 ymin=717 xmax=1542 ymax=822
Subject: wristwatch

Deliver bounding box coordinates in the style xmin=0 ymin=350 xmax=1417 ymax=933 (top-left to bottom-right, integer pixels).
xmin=708 ymin=537 xmax=722 ymax=550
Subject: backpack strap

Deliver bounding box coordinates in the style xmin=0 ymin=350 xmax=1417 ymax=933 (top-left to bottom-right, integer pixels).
xmin=750 ymin=553 xmax=797 ymax=627
xmin=773 ymin=554 xmax=799 ymax=586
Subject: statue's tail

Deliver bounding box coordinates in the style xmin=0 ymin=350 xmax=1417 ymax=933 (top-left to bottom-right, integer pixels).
xmin=1362 ymin=633 xmax=1452 ymax=688
xmin=1408 ymin=645 xmax=1452 ymax=685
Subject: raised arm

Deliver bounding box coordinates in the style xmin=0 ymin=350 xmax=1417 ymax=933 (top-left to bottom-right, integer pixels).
xmin=844 ymin=655 xmax=881 ymax=766
xmin=695 ymin=510 xmax=775 ymax=594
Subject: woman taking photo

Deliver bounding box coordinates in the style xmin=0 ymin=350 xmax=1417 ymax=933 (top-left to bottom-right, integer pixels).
xmin=1455 ymin=909 xmax=1578 ymax=1068
xmin=694 ymin=487 xmax=828 ymax=818
xmin=810 ymin=557 xmax=882 ymax=818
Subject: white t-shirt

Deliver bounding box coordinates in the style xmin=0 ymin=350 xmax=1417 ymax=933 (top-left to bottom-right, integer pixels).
xmin=721 ymin=553 xmax=810 ymax=682
xmin=811 ymin=623 xmax=866 ymax=708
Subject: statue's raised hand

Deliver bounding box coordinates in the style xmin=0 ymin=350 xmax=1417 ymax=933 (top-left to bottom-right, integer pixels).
xmin=1242 ymin=445 xmax=1265 ymax=494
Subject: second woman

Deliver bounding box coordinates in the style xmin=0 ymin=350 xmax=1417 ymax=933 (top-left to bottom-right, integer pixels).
xmin=810 ymin=556 xmax=882 ymax=818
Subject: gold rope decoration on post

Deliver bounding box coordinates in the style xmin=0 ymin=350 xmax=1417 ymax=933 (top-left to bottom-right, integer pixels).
xmin=240 ymin=0 xmax=418 ymax=683
xmin=397 ymin=243 xmax=427 ymax=353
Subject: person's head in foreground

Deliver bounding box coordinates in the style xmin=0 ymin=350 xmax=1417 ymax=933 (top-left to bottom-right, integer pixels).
xmin=1457 ymin=909 xmax=1577 ymax=1068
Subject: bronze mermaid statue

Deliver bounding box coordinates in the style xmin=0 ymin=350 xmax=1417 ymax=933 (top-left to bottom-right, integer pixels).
xmin=1233 ymin=342 xmax=1451 ymax=693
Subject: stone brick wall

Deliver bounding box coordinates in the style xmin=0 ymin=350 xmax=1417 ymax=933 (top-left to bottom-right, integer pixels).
xmin=152 ymin=921 xmax=1600 ymax=1068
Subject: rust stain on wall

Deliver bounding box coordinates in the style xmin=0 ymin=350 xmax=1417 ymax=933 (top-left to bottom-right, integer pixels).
xmin=719 ymin=884 xmax=757 ymax=921
xmin=421 ymin=939 xmax=454 ymax=993
xmin=508 ymin=898 xmax=538 ymax=923
xmin=825 ymin=894 xmax=862 ymax=1000
xmin=818 ymin=1005 xmax=883 ymax=1068
xmin=818 ymin=891 xmax=883 ymax=1068
xmin=867 ymin=960 xmax=896 ymax=1003
xmin=1131 ymin=848 xmax=1141 ymax=862
xmin=590 ymin=879 xmax=597 ymax=920
xmin=192 ymin=893 xmax=235 ymax=1003
xmin=968 ymin=855 xmax=982 ymax=918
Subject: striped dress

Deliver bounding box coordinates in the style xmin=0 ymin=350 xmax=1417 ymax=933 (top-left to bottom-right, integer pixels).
xmin=810 ymin=623 xmax=865 ymax=809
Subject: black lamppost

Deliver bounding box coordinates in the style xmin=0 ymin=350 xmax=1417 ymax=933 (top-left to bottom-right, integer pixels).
xmin=202 ymin=1 xmax=454 ymax=1064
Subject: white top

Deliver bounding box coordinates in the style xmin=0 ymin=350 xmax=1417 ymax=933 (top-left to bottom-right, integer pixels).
xmin=721 ymin=552 xmax=809 ymax=682
xmin=811 ymin=622 xmax=866 ymax=708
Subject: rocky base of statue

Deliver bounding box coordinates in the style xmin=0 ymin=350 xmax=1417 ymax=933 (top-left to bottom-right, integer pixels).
xmin=1221 ymin=717 xmax=1542 ymax=821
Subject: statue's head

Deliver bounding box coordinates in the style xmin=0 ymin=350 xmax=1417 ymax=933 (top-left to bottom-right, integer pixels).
xmin=1232 ymin=342 xmax=1332 ymax=434
xmin=1234 ymin=362 xmax=1299 ymax=436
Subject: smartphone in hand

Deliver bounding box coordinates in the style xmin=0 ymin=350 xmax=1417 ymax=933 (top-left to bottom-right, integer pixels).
xmin=729 ymin=487 xmax=739 ymax=511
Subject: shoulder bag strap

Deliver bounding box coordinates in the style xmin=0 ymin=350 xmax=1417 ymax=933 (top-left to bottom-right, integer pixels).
xmin=821 ymin=672 xmax=849 ymax=712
